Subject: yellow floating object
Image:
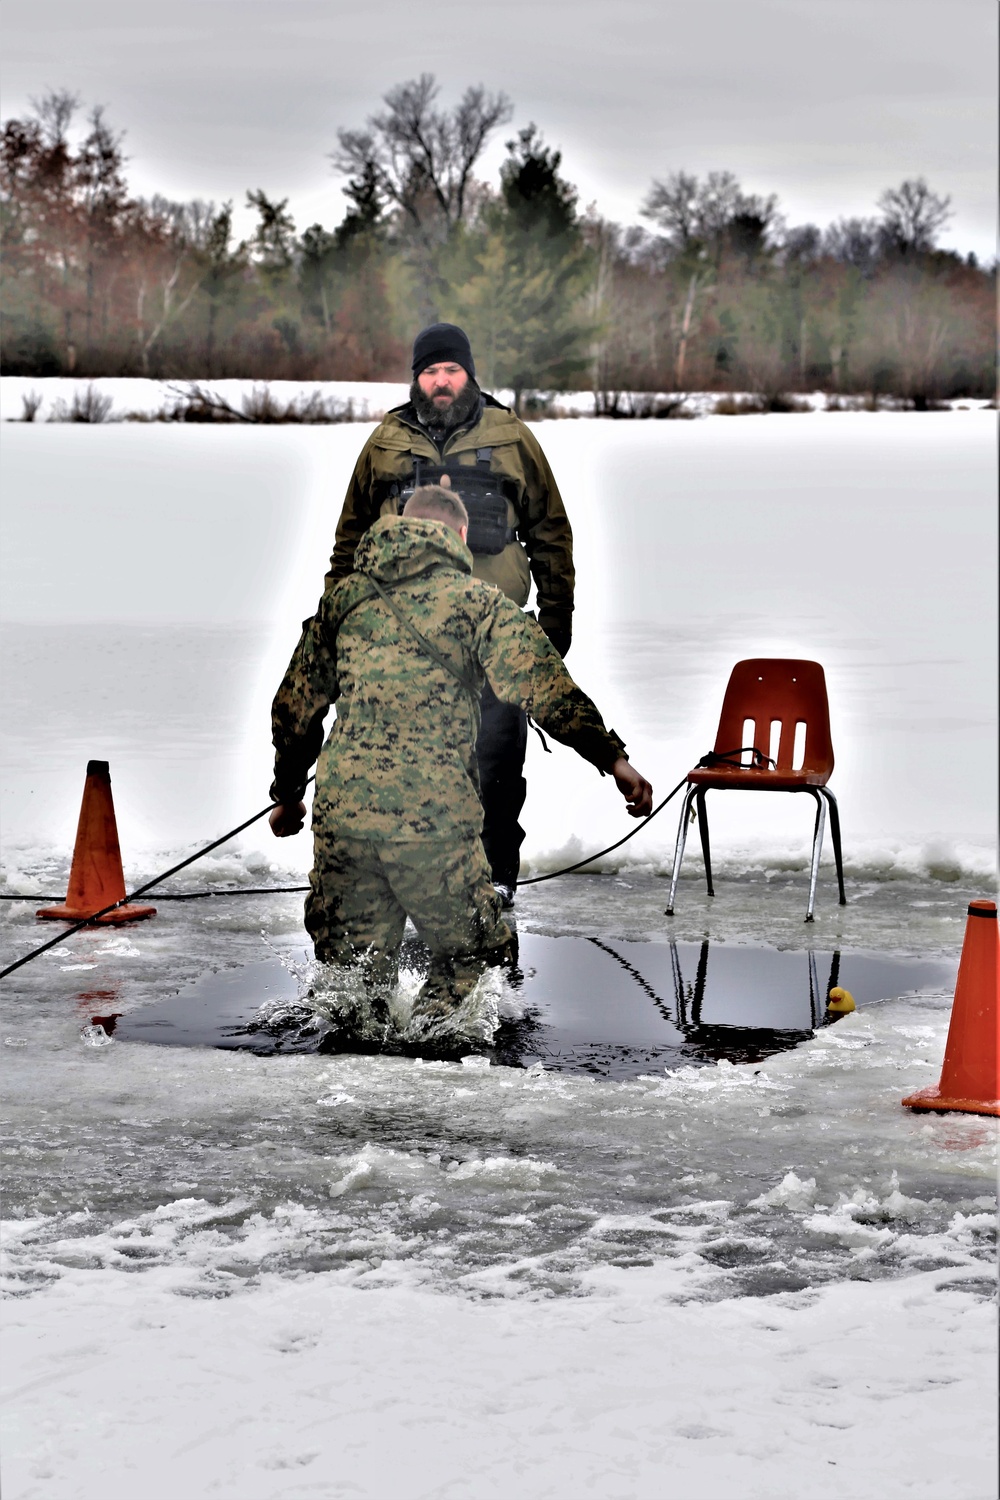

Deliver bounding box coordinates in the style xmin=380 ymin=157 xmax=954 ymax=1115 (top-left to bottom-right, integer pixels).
xmin=827 ymin=986 xmax=856 ymax=1013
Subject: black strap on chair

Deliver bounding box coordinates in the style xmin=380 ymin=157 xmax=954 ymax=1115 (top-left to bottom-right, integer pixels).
xmin=696 ymin=746 xmax=776 ymax=770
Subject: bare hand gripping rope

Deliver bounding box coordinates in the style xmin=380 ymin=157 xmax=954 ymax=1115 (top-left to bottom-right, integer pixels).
xmin=0 ymin=742 xmax=775 ymax=980
xmin=516 ymin=749 xmax=770 ymax=883
xmin=0 ymin=775 xmax=693 ymax=981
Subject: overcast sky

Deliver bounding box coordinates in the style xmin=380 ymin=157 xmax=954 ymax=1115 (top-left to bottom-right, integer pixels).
xmin=3 ymin=0 xmax=996 ymax=259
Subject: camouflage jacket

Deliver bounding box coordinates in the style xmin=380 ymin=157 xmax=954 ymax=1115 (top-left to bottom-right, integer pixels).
xmin=325 ymin=394 xmax=574 ymax=646
xmin=273 ymin=517 xmax=624 ymax=842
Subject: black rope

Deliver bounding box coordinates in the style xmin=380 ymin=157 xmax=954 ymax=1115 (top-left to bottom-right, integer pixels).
xmin=0 ymin=887 xmax=310 ymax=902
xmin=517 ymin=774 xmax=689 ymax=886
xmin=0 ymin=782 xmax=313 ymax=981
xmin=146 ymin=885 xmax=310 ymax=899
xmin=1 ymin=767 xmax=695 ymax=976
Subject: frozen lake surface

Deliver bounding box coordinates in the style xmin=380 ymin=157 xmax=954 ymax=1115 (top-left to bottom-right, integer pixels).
xmin=1 ymin=400 xmax=996 ymax=1497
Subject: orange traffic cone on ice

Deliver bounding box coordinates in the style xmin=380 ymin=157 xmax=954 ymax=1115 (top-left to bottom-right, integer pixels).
xmin=902 ymin=900 xmax=999 ymax=1116
xmin=36 ymin=761 xmax=156 ymax=925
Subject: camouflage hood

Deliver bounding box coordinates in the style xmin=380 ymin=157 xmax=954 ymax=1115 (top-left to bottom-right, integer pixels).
xmin=354 ymin=516 xmax=473 ymax=587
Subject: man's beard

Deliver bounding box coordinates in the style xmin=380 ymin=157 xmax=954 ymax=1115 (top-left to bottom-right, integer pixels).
xmin=410 ymin=376 xmax=481 ymax=431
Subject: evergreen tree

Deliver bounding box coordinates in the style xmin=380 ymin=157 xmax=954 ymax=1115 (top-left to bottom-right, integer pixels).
xmin=446 ymin=126 xmax=596 ymax=408
xmin=299 ymin=223 xmax=339 ymax=332
xmin=199 ymin=203 xmax=245 ymax=376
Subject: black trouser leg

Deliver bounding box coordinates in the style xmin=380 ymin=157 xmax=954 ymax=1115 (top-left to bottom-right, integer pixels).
xmin=476 ymin=679 xmax=528 ymax=887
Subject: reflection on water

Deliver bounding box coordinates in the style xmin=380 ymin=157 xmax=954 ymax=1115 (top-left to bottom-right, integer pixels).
xmin=493 ymin=936 xmax=951 ymax=1076
xmin=76 ymin=987 xmax=120 ymax=1025
xmin=113 ymin=935 xmax=955 ymax=1080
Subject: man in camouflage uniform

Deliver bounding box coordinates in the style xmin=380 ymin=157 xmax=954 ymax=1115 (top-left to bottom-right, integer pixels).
xmin=271 ymin=485 xmax=652 ymax=1042
xmin=324 ymin=322 xmax=574 ymax=899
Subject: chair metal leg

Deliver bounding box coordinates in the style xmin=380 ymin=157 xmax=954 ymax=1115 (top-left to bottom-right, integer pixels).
xmin=665 ymin=784 xmax=697 ymax=916
xmin=692 ymin=938 xmax=709 ymax=1024
xmin=669 ymin=940 xmax=683 ymax=1016
xmin=695 ymin=789 xmax=714 ymax=897
xmin=808 ymin=950 xmax=820 ymax=1027
xmin=805 ymin=789 xmax=827 ymax=923
xmin=820 ymin=788 xmax=847 ymax=905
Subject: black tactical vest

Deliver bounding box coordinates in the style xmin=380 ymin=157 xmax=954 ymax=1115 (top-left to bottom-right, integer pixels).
xmin=398 ymin=449 xmax=517 ymax=556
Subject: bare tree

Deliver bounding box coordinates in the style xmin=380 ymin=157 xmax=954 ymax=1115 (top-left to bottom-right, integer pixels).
xmin=332 ymin=74 xmax=512 ymax=231
xmin=641 ymin=170 xmax=780 ymax=266
xmin=29 ymin=88 xmax=79 ymax=148
xmin=138 ymin=196 xmax=221 ymax=252
xmin=783 ymin=224 xmax=822 ymax=264
xmin=639 ymin=170 xmax=701 ymax=249
xmin=131 ymin=198 xmax=209 ymax=374
xmin=877 ymin=177 xmax=952 ymax=257
xmin=641 ymin=171 xmax=743 ymax=250
xmin=823 ymin=217 xmax=880 ymax=275
xmin=674 ymin=270 xmax=701 ymax=387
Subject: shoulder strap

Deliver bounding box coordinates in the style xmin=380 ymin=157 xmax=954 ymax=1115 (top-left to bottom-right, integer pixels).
xmin=363 ymin=576 xmax=480 ymax=699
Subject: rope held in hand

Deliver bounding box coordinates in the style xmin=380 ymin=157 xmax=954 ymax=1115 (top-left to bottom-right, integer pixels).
xmin=0 ymin=770 xmax=693 ymax=981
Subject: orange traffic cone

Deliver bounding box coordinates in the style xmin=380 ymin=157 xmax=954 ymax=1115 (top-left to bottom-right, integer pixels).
xmin=902 ymin=901 xmax=999 ymax=1116
xmin=37 ymin=761 xmax=156 ymax=925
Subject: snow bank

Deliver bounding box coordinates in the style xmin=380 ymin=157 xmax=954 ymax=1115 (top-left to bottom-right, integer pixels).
xmin=0 ymin=376 xmax=409 ymax=424
xmin=2 ymin=375 xmax=992 ymax=425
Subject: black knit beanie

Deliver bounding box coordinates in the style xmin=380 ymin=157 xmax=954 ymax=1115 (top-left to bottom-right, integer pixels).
xmin=411 ymin=323 xmax=476 ymax=381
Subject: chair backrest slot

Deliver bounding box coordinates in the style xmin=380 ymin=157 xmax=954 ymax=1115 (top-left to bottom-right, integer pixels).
xmin=792 ymin=720 xmax=807 ymax=770
xmin=741 ymin=719 xmax=756 ymax=766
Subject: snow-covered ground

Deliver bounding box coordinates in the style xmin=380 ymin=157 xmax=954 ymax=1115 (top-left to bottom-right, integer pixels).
xmin=4 ymin=1257 xmax=994 ymax=1499
xmin=1 ymin=392 xmax=996 ymax=1498
xmin=0 ymin=375 xmax=412 ymax=425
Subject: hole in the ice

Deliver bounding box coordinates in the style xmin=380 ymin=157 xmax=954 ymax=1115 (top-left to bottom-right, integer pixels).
xmin=112 ymin=939 xmax=956 ymax=1081
xmin=792 ymin=720 xmax=807 ymax=770
xmin=768 ymin=719 xmax=781 ymax=767
xmin=741 ymin=718 xmax=755 ymax=766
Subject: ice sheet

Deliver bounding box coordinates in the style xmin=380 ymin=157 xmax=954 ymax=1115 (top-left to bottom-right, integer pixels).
xmin=1 ymin=409 xmax=995 ymax=876
xmin=1 ymin=392 xmax=996 ymax=1499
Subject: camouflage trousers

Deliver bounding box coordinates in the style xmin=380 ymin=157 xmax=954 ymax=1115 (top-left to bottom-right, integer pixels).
xmin=305 ymin=829 xmax=513 ymax=1017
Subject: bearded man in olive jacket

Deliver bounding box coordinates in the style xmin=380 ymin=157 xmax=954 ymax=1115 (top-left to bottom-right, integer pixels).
xmin=324 ymin=322 xmax=574 ymax=897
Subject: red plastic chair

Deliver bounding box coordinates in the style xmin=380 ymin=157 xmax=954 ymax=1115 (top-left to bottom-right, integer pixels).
xmin=665 ymin=659 xmax=846 ymax=923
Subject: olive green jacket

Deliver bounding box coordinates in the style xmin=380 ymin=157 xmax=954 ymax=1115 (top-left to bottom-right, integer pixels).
xmin=325 ymin=395 xmax=574 ymax=644
xmin=274 ymin=517 xmax=622 ymax=842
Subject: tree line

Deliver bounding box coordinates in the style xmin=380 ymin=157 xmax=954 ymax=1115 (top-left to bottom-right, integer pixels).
xmin=1 ymin=80 xmax=993 ymax=408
